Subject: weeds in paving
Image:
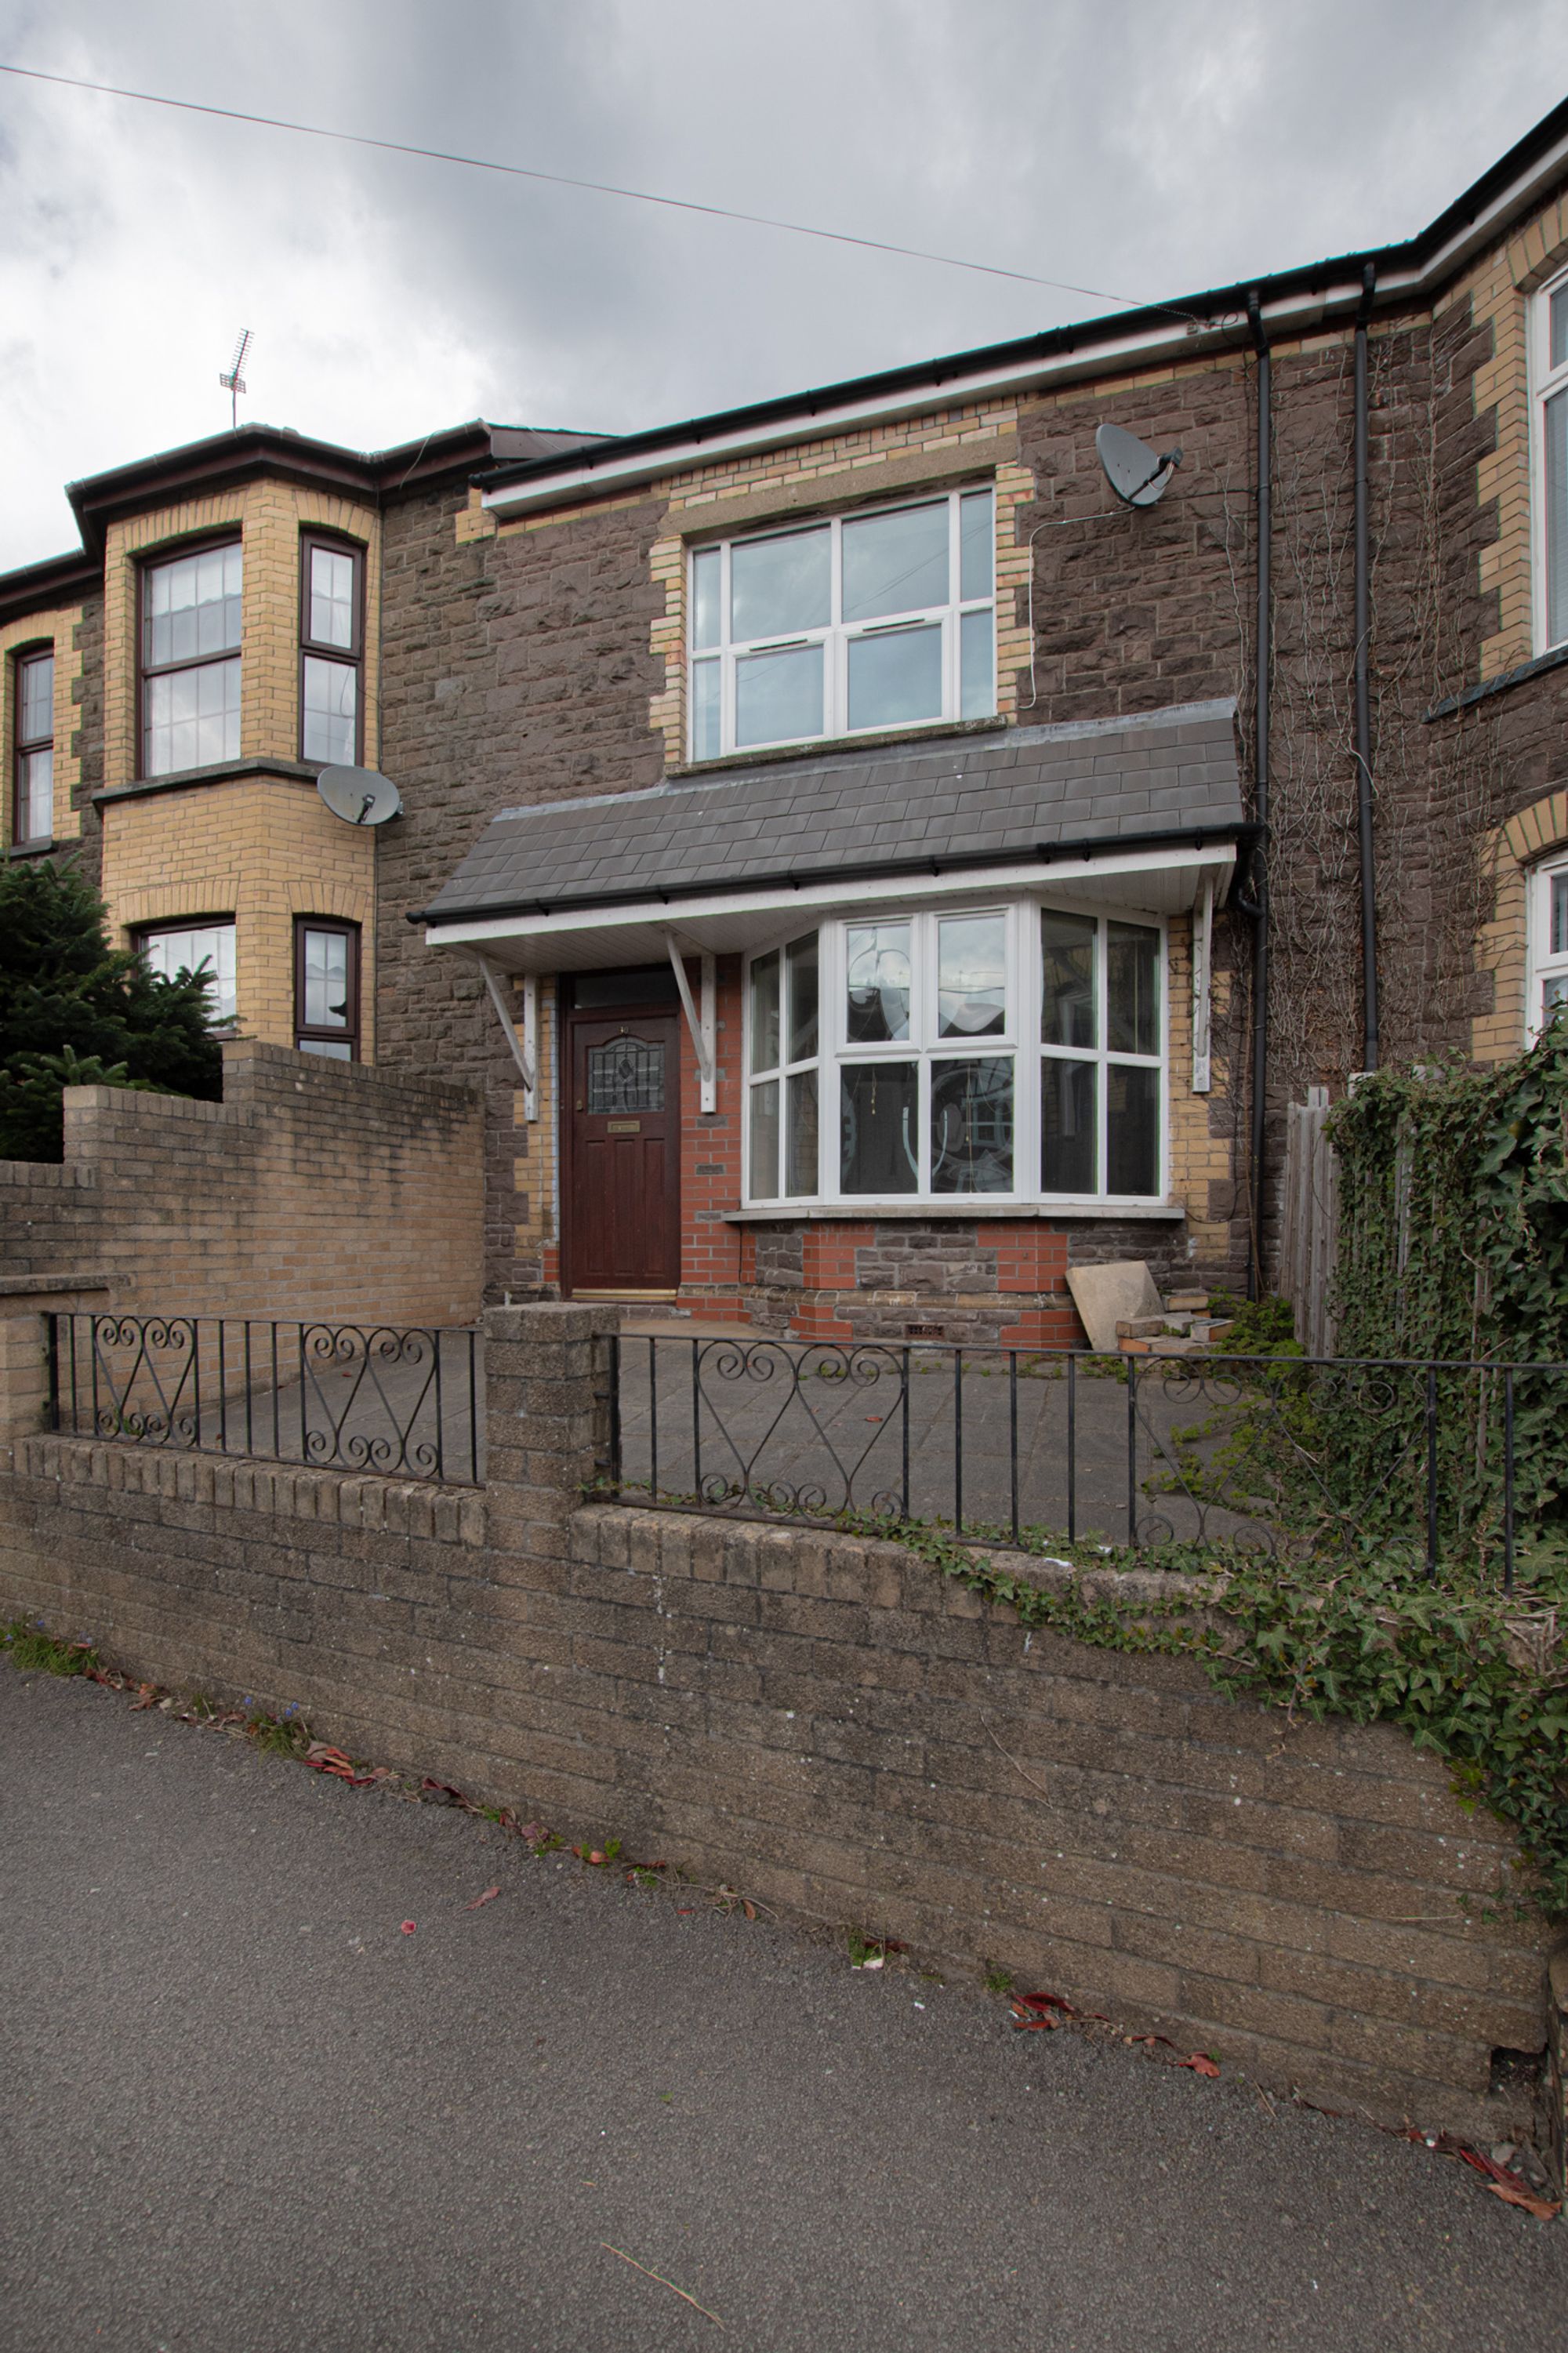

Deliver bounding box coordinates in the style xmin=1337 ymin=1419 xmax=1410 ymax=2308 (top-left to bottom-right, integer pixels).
xmin=2 ymin=1618 xmax=101 ymax=1677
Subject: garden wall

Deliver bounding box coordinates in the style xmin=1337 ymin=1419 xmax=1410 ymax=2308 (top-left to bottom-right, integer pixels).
xmin=0 ymin=1302 xmax=1551 ymax=2143
xmin=0 ymin=1037 xmax=484 ymax=1327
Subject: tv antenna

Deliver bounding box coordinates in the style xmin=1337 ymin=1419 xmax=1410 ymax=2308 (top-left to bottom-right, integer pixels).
xmin=1095 ymin=420 xmax=1181 ymax=507
xmin=317 ymin=764 xmax=403 ymax=826
xmin=220 ymin=329 xmax=252 ymax=429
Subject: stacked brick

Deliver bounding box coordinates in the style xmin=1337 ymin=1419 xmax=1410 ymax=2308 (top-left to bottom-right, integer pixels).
xmin=0 ymin=1040 xmax=484 ymax=1327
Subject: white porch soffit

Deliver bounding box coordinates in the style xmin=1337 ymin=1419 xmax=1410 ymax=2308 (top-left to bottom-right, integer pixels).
xmin=413 ymin=699 xmax=1249 ymax=975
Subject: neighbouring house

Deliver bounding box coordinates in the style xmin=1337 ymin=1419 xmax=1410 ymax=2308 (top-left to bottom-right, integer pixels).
xmin=9 ymin=101 xmax=1568 ymax=1341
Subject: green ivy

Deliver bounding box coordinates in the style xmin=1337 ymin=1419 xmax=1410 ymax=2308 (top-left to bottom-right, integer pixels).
xmin=1321 ymin=1022 xmax=1568 ymax=1553
xmin=822 ymin=1509 xmax=1568 ymax=1922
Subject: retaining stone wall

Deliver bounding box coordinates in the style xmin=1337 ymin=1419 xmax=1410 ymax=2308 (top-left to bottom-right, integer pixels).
xmin=0 ymin=1302 xmax=1550 ymax=2143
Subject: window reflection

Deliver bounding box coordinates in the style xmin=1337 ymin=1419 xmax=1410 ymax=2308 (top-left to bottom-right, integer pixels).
xmin=845 ymin=923 xmax=911 ymax=1042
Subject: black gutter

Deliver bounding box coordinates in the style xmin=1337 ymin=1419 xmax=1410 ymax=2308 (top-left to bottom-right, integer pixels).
xmin=1353 ymin=262 xmax=1381 ymax=1073
xmin=0 ymin=548 xmax=101 ymax=630
xmin=474 ymin=100 xmax=1568 ymax=501
xmin=407 ymin=821 xmax=1261 ymax=931
xmin=1246 ymin=290 xmax=1272 ymax=1304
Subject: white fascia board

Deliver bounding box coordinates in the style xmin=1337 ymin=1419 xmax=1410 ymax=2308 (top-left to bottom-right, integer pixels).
xmin=421 ymin=840 xmax=1238 ymax=960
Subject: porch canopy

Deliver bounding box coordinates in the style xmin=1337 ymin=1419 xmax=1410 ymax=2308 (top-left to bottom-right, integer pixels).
xmin=411 ymin=698 xmax=1250 ymax=975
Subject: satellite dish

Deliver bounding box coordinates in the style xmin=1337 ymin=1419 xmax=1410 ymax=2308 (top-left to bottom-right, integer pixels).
xmin=317 ymin=765 xmax=403 ymax=826
xmin=1096 ymin=421 xmax=1182 ymax=508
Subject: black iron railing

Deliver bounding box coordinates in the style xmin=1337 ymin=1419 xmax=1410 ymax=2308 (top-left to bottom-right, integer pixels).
xmin=605 ymin=1334 xmax=1568 ymax=1587
xmin=46 ymin=1314 xmax=482 ymax=1487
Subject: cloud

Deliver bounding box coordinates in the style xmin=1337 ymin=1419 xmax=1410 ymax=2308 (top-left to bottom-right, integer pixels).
xmin=0 ymin=0 xmax=1565 ymax=565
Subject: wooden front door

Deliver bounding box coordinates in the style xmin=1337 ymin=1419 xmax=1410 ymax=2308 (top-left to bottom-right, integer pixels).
xmin=563 ymin=1010 xmax=681 ymax=1296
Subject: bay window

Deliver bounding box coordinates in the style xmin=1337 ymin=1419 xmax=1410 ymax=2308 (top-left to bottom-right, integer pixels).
xmin=294 ymin=918 xmax=361 ymax=1058
xmin=689 ymin=488 xmax=995 ymax=760
xmin=13 ymin=646 xmax=53 ymax=843
xmin=138 ymin=919 xmax=238 ymax=1026
xmin=299 ymin=537 xmax=363 ymax=764
xmin=742 ymin=902 xmax=1165 ymax=1204
xmin=141 ymin=542 xmax=242 ymax=778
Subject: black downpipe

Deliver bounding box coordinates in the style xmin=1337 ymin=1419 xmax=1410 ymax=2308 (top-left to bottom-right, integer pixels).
xmin=1352 ymin=261 xmax=1380 ymax=1071
xmin=1246 ymin=291 xmax=1272 ymax=1302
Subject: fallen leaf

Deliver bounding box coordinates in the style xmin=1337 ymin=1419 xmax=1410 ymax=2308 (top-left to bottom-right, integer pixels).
xmin=1486 ymin=2180 xmax=1560 ymax=2219
xmin=420 ymin=1777 xmax=466 ymax=1807
xmin=1011 ymin=1990 xmax=1073 ymax=2031
xmin=131 ymin=1683 xmax=158 ymax=1712
xmin=461 ymin=1886 xmax=502 ymax=1912
xmin=1180 ymin=2053 xmax=1221 ymax=2077
xmin=400 ymin=1919 xmax=416 ymax=1935
xmin=742 ymin=1901 xmax=757 ymax=1922
xmin=303 ymin=1742 xmax=377 ymax=1787
xmin=861 ymin=1952 xmax=884 ymax=1970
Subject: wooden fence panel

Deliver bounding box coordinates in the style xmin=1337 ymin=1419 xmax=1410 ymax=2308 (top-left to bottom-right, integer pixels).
xmin=1280 ymin=1087 xmax=1338 ymax=1356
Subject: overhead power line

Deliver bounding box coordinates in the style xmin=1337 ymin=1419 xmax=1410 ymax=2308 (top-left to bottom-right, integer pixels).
xmin=0 ymin=57 xmax=1189 ymax=321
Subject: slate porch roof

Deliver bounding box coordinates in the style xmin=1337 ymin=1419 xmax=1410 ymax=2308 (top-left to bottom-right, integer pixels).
xmin=416 ymin=699 xmax=1246 ymax=928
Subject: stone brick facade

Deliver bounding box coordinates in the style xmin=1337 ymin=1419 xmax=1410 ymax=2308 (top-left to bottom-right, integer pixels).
xmin=0 ymin=1301 xmax=1552 ymax=2144
xmin=7 ymin=122 xmax=1568 ymax=1325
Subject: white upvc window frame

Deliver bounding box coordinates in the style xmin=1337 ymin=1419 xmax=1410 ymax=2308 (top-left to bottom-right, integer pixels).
xmin=1531 ymin=263 xmax=1568 ymax=656
xmin=1525 ymin=849 xmax=1568 ymax=1042
xmin=741 ymin=896 xmax=1168 ymax=1208
xmin=688 ymin=487 xmax=995 ymax=761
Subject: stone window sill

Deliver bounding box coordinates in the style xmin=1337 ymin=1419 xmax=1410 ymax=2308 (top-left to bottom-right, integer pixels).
xmin=93 ymin=756 xmax=321 ymax=806
xmin=723 ymin=1199 xmax=1187 ymax=1223
xmin=666 ymin=714 xmax=1003 ymax=783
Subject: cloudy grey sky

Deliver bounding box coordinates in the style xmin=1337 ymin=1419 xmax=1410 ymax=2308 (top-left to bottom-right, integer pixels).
xmin=2 ymin=0 xmax=1566 ymax=569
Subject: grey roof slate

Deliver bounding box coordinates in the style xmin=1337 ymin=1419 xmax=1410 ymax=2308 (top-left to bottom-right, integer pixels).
xmin=419 ymin=699 xmax=1245 ymax=925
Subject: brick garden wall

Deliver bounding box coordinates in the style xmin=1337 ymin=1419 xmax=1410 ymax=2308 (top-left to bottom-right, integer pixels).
xmin=0 ymin=1302 xmax=1550 ymax=2144
xmin=0 ymin=1037 xmax=484 ymax=1326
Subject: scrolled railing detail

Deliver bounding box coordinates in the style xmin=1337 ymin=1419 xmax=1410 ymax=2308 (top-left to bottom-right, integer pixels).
xmin=51 ymin=1313 xmax=479 ymax=1487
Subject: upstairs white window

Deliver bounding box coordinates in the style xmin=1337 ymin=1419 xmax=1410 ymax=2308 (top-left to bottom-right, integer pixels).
xmin=743 ymin=902 xmax=1165 ymax=1205
xmin=141 ymin=542 xmax=242 ymax=777
xmin=1527 ymin=852 xmax=1568 ymax=1041
xmin=13 ymin=647 xmax=54 ymax=843
xmin=688 ymin=488 xmax=995 ymax=761
xmin=1535 ymin=268 xmax=1568 ymax=653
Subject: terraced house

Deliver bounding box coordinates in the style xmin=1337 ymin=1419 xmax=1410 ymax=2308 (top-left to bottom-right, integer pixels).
xmin=9 ymin=96 xmax=1568 ymax=1343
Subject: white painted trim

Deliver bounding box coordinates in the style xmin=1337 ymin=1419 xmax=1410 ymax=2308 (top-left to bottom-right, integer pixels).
xmin=474 ymin=952 xmax=536 ymax=1113
xmin=1531 ymin=261 xmax=1568 ymax=657
xmin=665 ymin=931 xmax=716 ymax=1105
xmin=1192 ymin=874 xmax=1214 ymax=1093
xmin=424 ymin=841 xmax=1237 ymax=957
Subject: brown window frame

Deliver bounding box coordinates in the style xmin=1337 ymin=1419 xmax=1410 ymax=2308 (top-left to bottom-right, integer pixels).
xmin=293 ymin=917 xmax=361 ymax=1059
xmin=12 ymin=642 xmax=54 ymax=845
xmin=136 ymin=532 xmax=244 ymax=782
xmin=135 ymin=913 xmax=240 ymax=1029
xmin=298 ymin=534 xmax=365 ymax=766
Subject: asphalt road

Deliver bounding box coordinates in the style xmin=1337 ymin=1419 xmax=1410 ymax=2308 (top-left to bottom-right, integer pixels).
xmin=4 ymin=1665 xmax=1566 ymax=2352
